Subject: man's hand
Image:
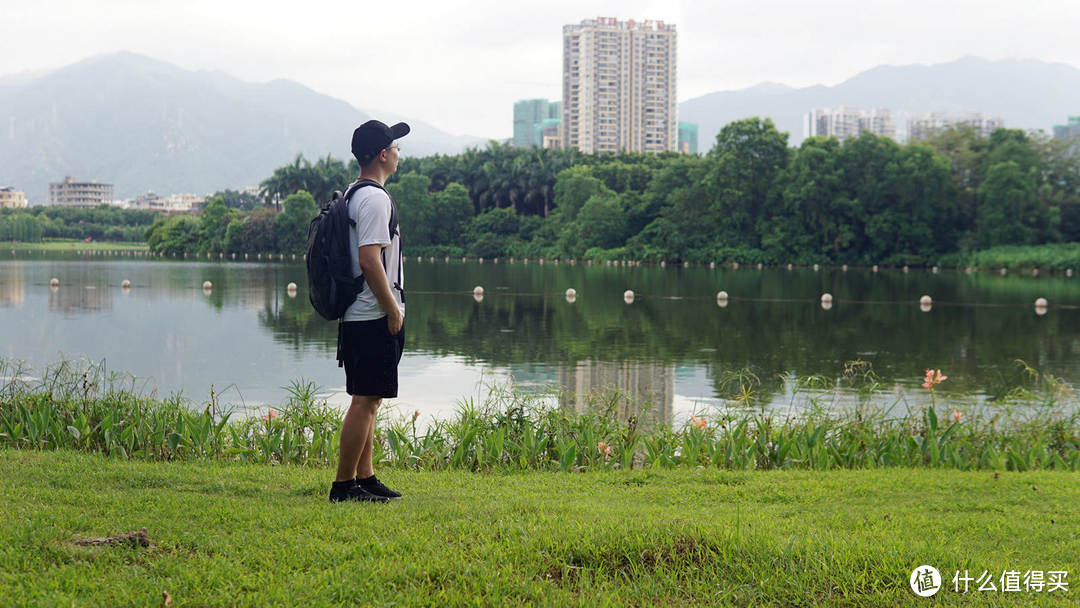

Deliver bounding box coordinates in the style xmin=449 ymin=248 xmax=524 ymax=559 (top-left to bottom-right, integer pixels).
xmin=387 ymin=308 xmax=403 ymax=336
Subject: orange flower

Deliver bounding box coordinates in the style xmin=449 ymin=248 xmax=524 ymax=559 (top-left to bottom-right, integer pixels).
xmin=922 ymin=369 xmax=948 ymax=390
xmin=690 ymin=415 xmax=708 ymax=430
xmin=412 ymin=410 xmax=421 ymax=421
xmin=262 ymin=409 xmax=278 ymax=422
xmin=597 ymin=441 xmax=611 ymax=457
xmin=952 ymin=411 xmax=962 ymax=423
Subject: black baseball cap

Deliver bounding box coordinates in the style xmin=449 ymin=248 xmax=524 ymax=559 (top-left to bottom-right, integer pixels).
xmin=351 ymin=120 xmax=410 ymax=164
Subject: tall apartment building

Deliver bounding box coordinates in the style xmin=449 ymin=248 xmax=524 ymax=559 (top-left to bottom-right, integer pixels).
xmin=0 ymin=186 xmax=28 ymax=209
xmin=1053 ymin=116 xmax=1080 ymax=141
xmin=803 ymin=107 xmax=896 ymax=142
xmin=513 ymin=99 xmax=561 ymax=148
xmin=562 ymin=17 xmax=678 ymax=154
xmin=908 ymin=111 xmax=1003 ymax=142
xmin=48 ymin=176 xmax=114 ymax=207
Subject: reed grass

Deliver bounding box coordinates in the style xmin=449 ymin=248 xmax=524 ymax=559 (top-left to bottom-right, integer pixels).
xmin=2 ymin=357 xmax=1078 ymax=472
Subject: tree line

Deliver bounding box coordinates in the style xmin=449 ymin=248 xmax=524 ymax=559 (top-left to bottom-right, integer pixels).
xmin=21 ymin=116 xmax=1076 ymax=263
xmin=253 ymin=117 xmax=1080 ymax=265
xmin=0 ymin=206 xmax=159 ymax=242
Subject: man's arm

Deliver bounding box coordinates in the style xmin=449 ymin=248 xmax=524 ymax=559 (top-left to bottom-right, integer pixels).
xmin=358 ymin=244 xmax=403 ymax=334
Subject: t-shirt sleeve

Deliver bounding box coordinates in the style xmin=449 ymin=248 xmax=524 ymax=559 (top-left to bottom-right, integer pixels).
xmin=354 ymin=190 xmax=392 ymax=248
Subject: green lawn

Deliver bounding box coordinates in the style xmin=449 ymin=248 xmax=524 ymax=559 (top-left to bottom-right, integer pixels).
xmin=7 ymin=239 xmax=147 ymax=252
xmin=1 ymin=450 xmax=1077 ymax=606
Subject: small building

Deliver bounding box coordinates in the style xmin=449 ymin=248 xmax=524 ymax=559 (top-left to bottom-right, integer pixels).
xmin=0 ymin=186 xmax=28 ymax=209
xmin=678 ymin=122 xmax=698 ymax=154
xmin=1053 ymin=116 xmax=1080 ymax=141
xmin=514 ymin=99 xmax=561 ymax=148
xmin=908 ymin=111 xmax=1003 ymax=142
xmin=804 ymin=107 xmax=896 ymax=142
xmin=48 ymin=176 xmax=114 ymax=207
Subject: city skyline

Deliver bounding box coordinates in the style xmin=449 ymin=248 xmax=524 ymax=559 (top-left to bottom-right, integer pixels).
xmin=4 ymin=1 xmax=1080 ymax=139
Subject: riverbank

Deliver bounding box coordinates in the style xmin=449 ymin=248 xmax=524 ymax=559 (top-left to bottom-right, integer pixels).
xmin=940 ymin=244 xmax=1080 ymax=273
xmin=7 ymin=238 xmax=148 ymax=252
xmin=1 ymin=450 xmax=1076 ymax=606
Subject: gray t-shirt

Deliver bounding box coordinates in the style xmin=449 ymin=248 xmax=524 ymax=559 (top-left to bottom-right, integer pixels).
xmin=342 ymin=184 xmax=404 ymax=322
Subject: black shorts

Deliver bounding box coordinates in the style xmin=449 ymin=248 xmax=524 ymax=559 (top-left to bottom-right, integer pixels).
xmin=337 ymin=318 xmax=405 ymax=398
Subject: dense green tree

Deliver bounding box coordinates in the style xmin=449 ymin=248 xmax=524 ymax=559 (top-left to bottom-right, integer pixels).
xmin=431 ymin=183 xmax=473 ymax=247
xmin=197 ymin=197 xmax=236 ymax=254
xmin=388 ymin=174 xmax=435 ymax=246
xmin=274 ymin=190 xmax=318 ymax=254
xmin=976 ymin=161 xmax=1044 ymax=247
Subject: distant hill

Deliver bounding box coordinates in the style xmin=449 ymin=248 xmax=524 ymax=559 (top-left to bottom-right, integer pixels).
xmin=679 ymin=56 xmax=1080 ymax=150
xmin=0 ymin=52 xmax=485 ymax=203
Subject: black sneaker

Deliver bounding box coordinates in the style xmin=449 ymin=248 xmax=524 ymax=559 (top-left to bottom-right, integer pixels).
xmin=357 ymin=475 xmax=402 ymax=499
xmin=329 ymin=481 xmax=390 ymax=503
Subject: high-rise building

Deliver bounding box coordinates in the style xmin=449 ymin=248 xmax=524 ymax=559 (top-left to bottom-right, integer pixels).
xmin=48 ymin=176 xmax=114 ymax=207
xmin=678 ymin=122 xmax=698 ymax=154
xmin=513 ymin=99 xmax=561 ymax=148
xmin=908 ymin=111 xmax=1003 ymax=142
xmin=1053 ymin=116 xmax=1080 ymax=141
xmin=803 ymin=107 xmax=896 ymax=142
xmin=0 ymin=186 xmax=28 ymax=208
xmin=562 ymin=17 xmax=678 ymax=154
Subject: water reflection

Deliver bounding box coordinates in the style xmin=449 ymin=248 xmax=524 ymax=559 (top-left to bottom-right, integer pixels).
xmin=558 ymin=360 xmax=674 ymax=424
xmin=4 ymin=255 xmax=1080 ymax=418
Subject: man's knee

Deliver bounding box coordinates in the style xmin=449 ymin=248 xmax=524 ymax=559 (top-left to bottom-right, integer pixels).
xmin=349 ymin=395 xmax=382 ymax=414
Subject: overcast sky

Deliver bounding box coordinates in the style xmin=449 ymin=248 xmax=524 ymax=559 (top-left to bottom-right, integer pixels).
xmin=5 ymin=0 xmax=1080 ymax=138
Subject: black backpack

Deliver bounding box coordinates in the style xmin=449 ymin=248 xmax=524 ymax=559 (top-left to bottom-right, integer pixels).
xmin=306 ymin=179 xmax=401 ymax=321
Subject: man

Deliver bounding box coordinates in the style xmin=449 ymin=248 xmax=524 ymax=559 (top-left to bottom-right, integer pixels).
xmin=329 ymin=120 xmax=409 ymax=503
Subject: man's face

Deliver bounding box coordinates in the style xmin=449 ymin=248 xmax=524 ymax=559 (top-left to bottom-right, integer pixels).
xmin=384 ymin=142 xmax=401 ymax=174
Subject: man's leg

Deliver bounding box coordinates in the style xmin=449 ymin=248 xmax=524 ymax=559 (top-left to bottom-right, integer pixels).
xmin=335 ymin=394 xmax=381 ymax=482
xmin=357 ymin=416 xmax=378 ymax=479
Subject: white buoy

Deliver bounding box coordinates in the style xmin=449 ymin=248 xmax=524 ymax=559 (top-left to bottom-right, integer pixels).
xmin=1035 ymin=298 xmax=1048 ymax=308
xmin=787 ymin=263 xmax=793 ymax=270
xmin=683 ymin=261 xmax=690 ymax=268
xmin=473 ymin=286 xmax=484 ymax=296
xmin=473 ymin=293 xmax=484 ymax=303
xmin=287 ymin=282 xmax=297 ymax=291
xmin=623 ymin=290 xmax=635 ymax=304
xmin=462 ymin=256 xmax=467 ymax=263
xmin=429 ymin=256 xmax=435 ymax=263
xmin=1000 ymin=268 xmax=1007 ymax=275
xmin=932 ymin=266 xmax=939 ymax=274
xmin=813 ymin=264 xmax=820 ymax=271
xmin=821 ymin=293 xmax=833 ymax=304
xmin=717 ymin=296 xmax=728 ymax=308
xmin=709 ymin=262 xmax=716 ymax=269
xmin=660 ymin=261 xmax=666 ymax=268
xmin=1068 ymin=269 xmax=1074 ymax=277
xmin=50 ymin=278 xmax=59 ymax=287
xmin=872 ymin=265 xmax=879 ymax=273
xmin=202 ymin=281 xmax=212 ymax=290
xmin=920 ymin=295 xmax=932 ymax=306
xmin=565 ymin=288 xmax=577 ymax=298
xmin=479 ymin=257 xmax=484 ymax=264
xmin=965 ymin=267 xmax=972 ymax=275
xmin=717 ymin=291 xmax=729 ymax=300
xmin=494 ymin=258 xmax=499 ymax=264
xmin=757 ymin=263 xmax=763 ymax=270
xmin=732 ymin=262 xmax=740 ymax=270
xmin=444 ymin=256 xmax=450 ymax=263
xmin=903 ymin=265 xmax=909 ymax=273
xmin=821 ymin=300 xmax=833 ymax=311
xmin=121 ymin=280 xmax=131 ymax=289
xmin=1032 ymin=268 xmax=1040 ymax=277
xmin=842 ymin=264 xmax=848 ymax=272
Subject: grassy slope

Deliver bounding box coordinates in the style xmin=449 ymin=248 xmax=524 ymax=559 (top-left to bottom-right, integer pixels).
xmin=1 ymin=450 xmax=1078 ymax=607
xmin=7 ymin=239 xmax=147 ymax=251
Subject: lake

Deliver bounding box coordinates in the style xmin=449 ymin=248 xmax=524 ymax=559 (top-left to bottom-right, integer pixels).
xmin=2 ymin=251 xmax=1079 ymax=425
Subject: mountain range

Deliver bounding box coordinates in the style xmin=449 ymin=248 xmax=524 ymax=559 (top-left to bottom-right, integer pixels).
xmin=3 ymin=53 xmax=1080 ymax=203
xmin=680 ymin=56 xmax=1080 ymax=149
xmin=0 ymin=52 xmax=485 ymax=203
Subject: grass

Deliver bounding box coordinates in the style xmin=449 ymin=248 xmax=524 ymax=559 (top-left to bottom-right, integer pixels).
xmin=1 ymin=450 xmax=1077 ymax=606
xmin=6 ymin=238 xmax=148 ymax=252
xmin=940 ymin=243 xmax=1080 ymax=272
xmin=3 ymin=358 xmax=1080 ymax=473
